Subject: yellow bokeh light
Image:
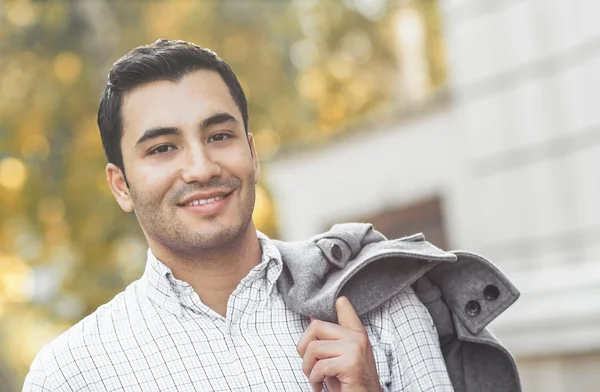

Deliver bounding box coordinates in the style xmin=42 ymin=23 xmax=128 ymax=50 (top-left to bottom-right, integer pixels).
xmin=297 ymin=69 xmax=328 ymax=102
xmin=2 ymin=314 xmax=71 ymax=374
xmin=0 ymin=157 xmax=28 ymax=191
xmin=144 ymin=0 xmax=195 ymax=38
xmin=74 ymin=116 xmax=103 ymax=158
xmin=346 ymin=77 xmax=373 ymax=110
xmin=223 ymin=36 xmax=249 ymax=63
xmin=0 ymin=254 xmax=31 ymax=303
xmin=97 ymin=170 xmax=113 ymax=196
xmin=253 ymin=184 xmax=277 ymax=237
xmin=37 ymin=195 xmax=66 ymax=225
xmin=238 ymin=77 xmax=251 ymax=99
xmin=320 ymin=96 xmax=347 ymax=127
xmin=2 ymin=273 xmax=29 ymax=303
xmin=53 ymin=52 xmax=83 ymax=85
xmin=254 ymin=129 xmax=281 ymax=161
xmin=45 ymin=220 xmax=71 ymax=245
xmin=21 ymin=133 xmax=50 ymax=160
xmin=1 ymin=67 xmax=29 ymax=101
xmin=327 ymin=54 xmax=355 ymax=80
xmin=6 ymin=1 xmax=39 ymax=27
xmin=42 ymin=1 xmax=69 ymax=31
xmin=18 ymin=109 xmax=45 ymax=135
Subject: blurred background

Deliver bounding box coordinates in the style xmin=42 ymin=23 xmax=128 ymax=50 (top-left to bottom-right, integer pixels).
xmin=0 ymin=0 xmax=598 ymax=390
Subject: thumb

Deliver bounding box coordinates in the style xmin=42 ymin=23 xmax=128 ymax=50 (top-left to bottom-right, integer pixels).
xmin=335 ymin=296 xmax=365 ymax=332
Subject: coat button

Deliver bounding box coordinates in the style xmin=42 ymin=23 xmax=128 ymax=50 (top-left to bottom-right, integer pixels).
xmin=484 ymin=285 xmax=500 ymax=301
xmin=331 ymin=244 xmax=343 ymax=260
xmin=465 ymin=300 xmax=481 ymax=317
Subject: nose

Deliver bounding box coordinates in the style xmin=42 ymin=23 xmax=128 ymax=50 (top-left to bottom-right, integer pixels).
xmin=180 ymin=144 xmax=221 ymax=183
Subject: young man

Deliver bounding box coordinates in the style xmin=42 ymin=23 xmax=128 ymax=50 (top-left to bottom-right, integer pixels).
xmin=23 ymin=40 xmax=453 ymax=391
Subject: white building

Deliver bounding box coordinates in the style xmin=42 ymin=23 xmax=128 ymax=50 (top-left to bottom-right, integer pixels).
xmin=267 ymin=1 xmax=600 ymax=390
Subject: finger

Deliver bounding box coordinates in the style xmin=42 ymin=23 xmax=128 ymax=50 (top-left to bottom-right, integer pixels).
xmin=302 ymin=340 xmax=345 ymax=377
xmin=309 ymin=357 xmax=341 ymax=389
xmin=297 ymin=319 xmax=350 ymax=357
xmin=324 ymin=376 xmax=341 ymax=392
xmin=311 ymin=380 xmax=323 ymax=392
xmin=335 ymin=296 xmax=366 ymax=333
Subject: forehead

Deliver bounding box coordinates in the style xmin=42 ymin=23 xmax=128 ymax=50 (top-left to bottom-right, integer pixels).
xmin=120 ymin=70 xmax=240 ymax=139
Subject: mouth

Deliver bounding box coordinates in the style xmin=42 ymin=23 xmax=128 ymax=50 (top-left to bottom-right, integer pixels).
xmin=177 ymin=190 xmax=233 ymax=206
xmin=183 ymin=194 xmax=227 ymax=206
xmin=177 ymin=190 xmax=234 ymax=215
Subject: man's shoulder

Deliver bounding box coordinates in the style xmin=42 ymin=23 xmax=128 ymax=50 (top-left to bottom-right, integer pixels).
xmin=29 ymin=280 xmax=145 ymax=383
xmin=361 ymin=285 xmax=435 ymax=336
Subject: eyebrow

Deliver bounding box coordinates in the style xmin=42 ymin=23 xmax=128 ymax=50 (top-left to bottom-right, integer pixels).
xmin=134 ymin=112 xmax=238 ymax=146
xmin=200 ymin=112 xmax=237 ymax=131
xmin=135 ymin=127 xmax=181 ymax=146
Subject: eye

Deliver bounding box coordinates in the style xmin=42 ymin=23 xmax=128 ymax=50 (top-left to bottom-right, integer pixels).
xmin=148 ymin=144 xmax=175 ymax=155
xmin=209 ymin=133 xmax=231 ymax=143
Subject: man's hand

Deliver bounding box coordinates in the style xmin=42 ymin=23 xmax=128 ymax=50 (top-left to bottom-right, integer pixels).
xmin=297 ymin=296 xmax=383 ymax=392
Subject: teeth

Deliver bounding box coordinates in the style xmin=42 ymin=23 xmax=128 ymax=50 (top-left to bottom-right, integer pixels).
xmin=186 ymin=195 xmax=224 ymax=206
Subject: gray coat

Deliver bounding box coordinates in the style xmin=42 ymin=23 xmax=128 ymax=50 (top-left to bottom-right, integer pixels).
xmin=273 ymin=223 xmax=521 ymax=392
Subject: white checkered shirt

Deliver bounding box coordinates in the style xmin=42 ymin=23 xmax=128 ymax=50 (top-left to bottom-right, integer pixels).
xmin=23 ymin=233 xmax=453 ymax=391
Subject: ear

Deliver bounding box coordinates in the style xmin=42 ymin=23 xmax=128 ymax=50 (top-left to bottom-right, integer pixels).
xmin=106 ymin=163 xmax=134 ymax=212
xmin=247 ymin=133 xmax=261 ymax=184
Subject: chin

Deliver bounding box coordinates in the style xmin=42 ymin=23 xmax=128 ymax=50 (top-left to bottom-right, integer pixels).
xmin=192 ymin=221 xmax=249 ymax=248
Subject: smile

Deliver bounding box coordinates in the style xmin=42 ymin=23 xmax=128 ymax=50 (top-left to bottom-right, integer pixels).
xmin=184 ymin=195 xmax=225 ymax=206
xmin=178 ymin=191 xmax=233 ymax=215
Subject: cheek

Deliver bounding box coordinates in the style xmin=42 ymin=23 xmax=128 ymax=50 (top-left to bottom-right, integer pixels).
xmin=131 ymin=163 xmax=179 ymax=200
xmin=226 ymin=149 xmax=256 ymax=175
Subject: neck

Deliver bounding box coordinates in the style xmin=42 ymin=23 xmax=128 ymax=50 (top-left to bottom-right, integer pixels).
xmin=150 ymin=224 xmax=262 ymax=317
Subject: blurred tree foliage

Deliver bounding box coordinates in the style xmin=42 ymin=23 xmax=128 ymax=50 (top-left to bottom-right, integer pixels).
xmin=0 ymin=0 xmax=445 ymax=384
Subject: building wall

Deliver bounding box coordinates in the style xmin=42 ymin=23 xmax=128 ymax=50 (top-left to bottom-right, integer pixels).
xmin=268 ymin=0 xmax=600 ymax=390
xmin=440 ymin=0 xmax=600 ymax=358
xmin=268 ymin=106 xmax=458 ymax=241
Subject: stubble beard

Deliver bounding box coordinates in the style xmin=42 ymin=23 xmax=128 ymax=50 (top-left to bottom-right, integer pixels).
xmin=130 ymin=173 xmax=256 ymax=262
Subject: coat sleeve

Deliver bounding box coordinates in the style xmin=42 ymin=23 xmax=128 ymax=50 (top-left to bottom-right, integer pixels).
xmin=378 ymin=286 xmax=454 ymax=392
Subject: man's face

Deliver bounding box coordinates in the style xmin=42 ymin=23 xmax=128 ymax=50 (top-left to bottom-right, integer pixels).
xmin=108 ymin=70 xmax=260 ymax=258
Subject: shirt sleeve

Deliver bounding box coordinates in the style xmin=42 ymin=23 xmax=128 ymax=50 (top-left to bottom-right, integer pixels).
xmin=383 ymin=286 xmax=454 ymax=392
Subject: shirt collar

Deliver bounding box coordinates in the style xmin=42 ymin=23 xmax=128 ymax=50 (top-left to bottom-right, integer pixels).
xmin=257 ymin=231 xmax=283 ymax=295
xmin=141 ymin=231 xmax=283 ymax=315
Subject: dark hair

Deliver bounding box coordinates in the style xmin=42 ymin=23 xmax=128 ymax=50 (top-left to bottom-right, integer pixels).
xmin=97 ymin=39 xmax=248 ymax=175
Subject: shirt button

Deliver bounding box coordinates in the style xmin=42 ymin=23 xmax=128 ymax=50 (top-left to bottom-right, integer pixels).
xmin=484 ymin=285 xmax=500 ymax=301
xmin=465 ymin=300 xmax=481 ymax=317
xmin=331 ymin=244 xmax=343 ymax=260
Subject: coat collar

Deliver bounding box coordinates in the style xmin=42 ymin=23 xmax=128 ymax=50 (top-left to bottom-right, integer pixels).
xmin=273 ymin=223 xmax=519 ymax=335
